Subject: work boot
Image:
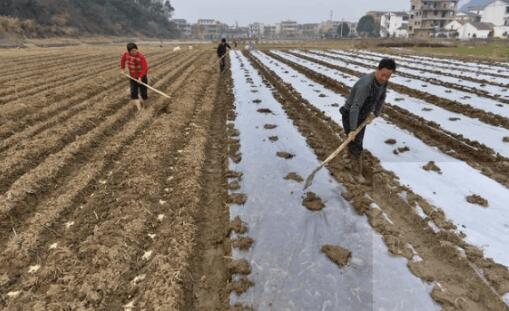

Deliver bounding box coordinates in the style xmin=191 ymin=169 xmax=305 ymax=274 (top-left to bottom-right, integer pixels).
xmin=352 ymin=152 xmax=367 ymax=184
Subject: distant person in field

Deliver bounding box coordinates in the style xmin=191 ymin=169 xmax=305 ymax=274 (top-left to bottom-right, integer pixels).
xmin=340 ymin=58 xmax=396 ymax=173
xmin=216 ymin=38 xmax=231 ymax=73
xmin=120 ymin=42 xmax=149 ymax=111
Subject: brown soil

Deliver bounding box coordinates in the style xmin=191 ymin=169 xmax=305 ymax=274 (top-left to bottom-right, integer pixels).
xmin=466 ymin=195 xmax=489 ymax=208
xmin=248 ymin=50 xmax=509 ymax=310
xmin=321 ymin=244 xmax=352 ymax=268
xmin=228 ymin=181 xmax=241 ymax=190
xmin=277 ymin=151 xmax=295 ymax=159
xmin=231 ymin=237 xmax=255 ymax=251
xmin=264 ymin=124 xmax=278 ymax=129
xmin=449 ymin=117 xmax=461 ymax=121
xmin=503 ymin=136 xmax=509 ymax=143
xmin=284 ymin=172 xmax=304 ymax=183
xmin=423 ymin=161 xmax=442 ymax=174
xmin=385 ymin=139 xmax=397 ymax=145
xmin=302 ymin=192 xmax=325 ymax=211
xmin=0 ymin=46 xmax=238 ymax=310
xmin=228 ymin=193 xmax=247 ymax=205
xmin=227 ymin=278 xmax=254 ymax=295
xmin=228 ymin=259 xmax=252 ymax=275
xmin=252 ymin=99 xmax=262 ymax=103
xmin=269 ymin=136 xmax=279 ymax=142
xmin=226 ymin=171 xmax=243 ymax=179
xmin=229 ymin=217 xmax=248 ymax=235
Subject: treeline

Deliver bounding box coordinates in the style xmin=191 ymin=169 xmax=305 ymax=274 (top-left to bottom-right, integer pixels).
xmin=0 ymin=0 xmax=178 ymax=37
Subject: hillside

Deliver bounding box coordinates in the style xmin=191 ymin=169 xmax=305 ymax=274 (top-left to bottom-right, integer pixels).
xmin=0 ymin=0 xmax=178 ymax=38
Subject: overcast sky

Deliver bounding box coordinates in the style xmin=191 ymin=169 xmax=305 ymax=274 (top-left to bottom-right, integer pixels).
xmin=172 ymin=0 xmax=469 ymax=25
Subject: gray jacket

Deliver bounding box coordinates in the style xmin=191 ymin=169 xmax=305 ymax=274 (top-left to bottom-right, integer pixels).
xmin=342 ymin=72 xmax=387 ymax=129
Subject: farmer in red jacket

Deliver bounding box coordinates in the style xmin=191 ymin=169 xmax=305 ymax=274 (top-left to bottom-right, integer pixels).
xmin=120 ymin=42 xmax=148 ymax=110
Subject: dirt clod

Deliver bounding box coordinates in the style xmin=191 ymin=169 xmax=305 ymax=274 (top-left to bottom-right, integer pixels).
xmin=393 ymin=146 xmax=410 ymax=155
xmin=269 ymin=136 xmax=279 ymax=142
xmin=228 ymin=259 xmax=251 ymax=275
xmin=257 ymin=108 xmax=273 ymax=114
xmin=276 ymin=152 xmax=295 ymax=159
xmin=264 ymin=124 xmax=277 ymax=129
xmin=423 ymin=161 xmax=442 ymax=174
xmin=466 ymin=194 xmax=488 ymax=207
xmin=228 ymin=193 xmax=247 ymax=205
xmin=284 ymin=172 xmax=304 ymax=183
xmin=503 ymin=136 xmax=509 ymax=143
xmin=449 ymin=117 xmax=461 ymax=122
xmin=227 ymin=277 xmax=254 ymax=295
xmin=384 ymin=139 xmax=397 ymax=145
xmin=228 ymin=181 xmax=241 ymax=190
xmin=321 ymin=244 xmax=352 ymax=268
xmin=302 ymin=192 xmax=325 ymax=211
xmin=226 ymin=171 xmax=243 ymax=179
xmin=232 ymin=237 xmax=255 ymax=250
xmin=229 ymin=216 xmax=248 ymax=234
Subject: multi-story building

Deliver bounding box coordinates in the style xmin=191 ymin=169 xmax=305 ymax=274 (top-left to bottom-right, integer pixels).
xmin=172 ymin=19 xmax=191 ymax=38
xmin=409 ymin=0 xmax=458 ymax=37
xmin=191 ymin=19 xmax=228 ymax=40
xmin=263 ymin=25 xmax=277 ymax=39
xmin=279 ymin=20 xmax=298 ymax=37
xmin=300 ymin=23 xmax=320 ymax=38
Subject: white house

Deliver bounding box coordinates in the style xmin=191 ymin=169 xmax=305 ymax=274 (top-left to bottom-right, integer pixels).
xmin=481 ymin=0 xmax=509 ymax=27
xmin=494 ymin=25 xmax=509 ymax=38
xmin=457 ymin=22 xmax=494 ymax=39
xmin=444 ymin=20 xmax=463 ymax=31
xmin=380 ymin=11 xmax=409 ymax=37
xmin=394 ymin=24 xmax=409 ymax=38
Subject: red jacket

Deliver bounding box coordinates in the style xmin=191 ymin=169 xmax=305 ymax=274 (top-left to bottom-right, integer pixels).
xmin=120 ymin=51 xmax=148 ymax=79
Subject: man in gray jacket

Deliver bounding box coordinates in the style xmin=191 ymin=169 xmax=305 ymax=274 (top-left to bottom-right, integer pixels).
xmin=340 ymin=58 xmax=396 ymax=171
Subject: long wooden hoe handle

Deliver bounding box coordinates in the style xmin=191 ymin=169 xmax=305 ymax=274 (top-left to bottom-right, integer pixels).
xmin=122 ymin=73 xmax=171 ymax=99
xmin=303 ymin=115 xmax=375 ymax=189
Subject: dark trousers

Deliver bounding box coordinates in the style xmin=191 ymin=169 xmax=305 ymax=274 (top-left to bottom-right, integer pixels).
xmin=340 ymin=107 xmax=368 ymax=156
xmin=130 ymin=75 xmax=148 ymax=100
xmin=219 ymin=56 xmax=226 ymax=72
